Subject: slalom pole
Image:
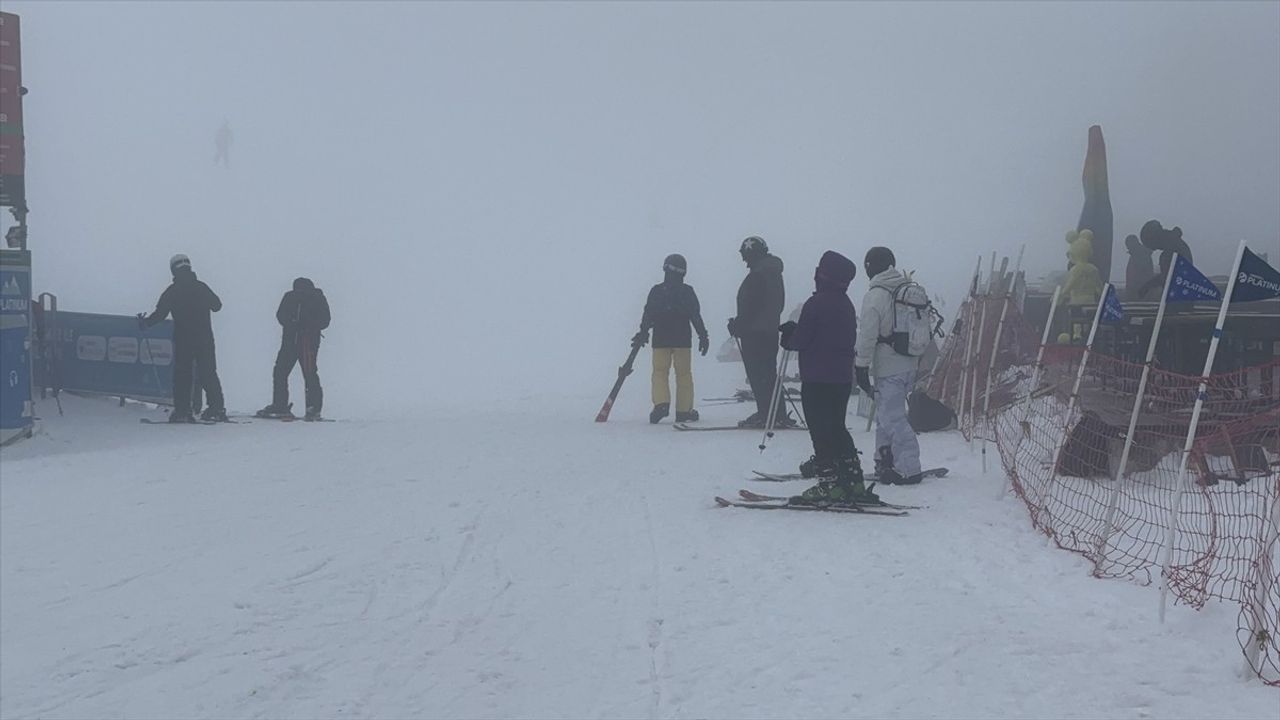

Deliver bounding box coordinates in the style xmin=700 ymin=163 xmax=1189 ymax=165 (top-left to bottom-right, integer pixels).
xmin=966 ymin=275 xmax=993 ymax=449
xmin=956 ymin=256 xmax=983 ymax=440
xmin=1158 ymin=240 xmax=1248 ymax=623
xmin=981 ymin=246 xmax=1024 ymax=475
xmin=1092 ymin=258 xmax=1177 ymax=572
xmin=1047 ymin=283 xmax=1113 ymax=479
xmin=998 ymin=284 xmax=1061 ymax=500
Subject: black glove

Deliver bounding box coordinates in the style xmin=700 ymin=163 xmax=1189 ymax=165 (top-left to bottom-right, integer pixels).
xmin=632 ymin=330 xmax=648 ymax=347
xmin=726 ymin=317 xmax=738 ymax=338
xmin=855 ymin=366 xmax=873 ymax=396
xmin=778 ymin=321 xmax=797 ymax=348
xmin=136 ymin=313 xmax=147 ymax=330
xmin=698 ymin=334 xmax=709 ymax=356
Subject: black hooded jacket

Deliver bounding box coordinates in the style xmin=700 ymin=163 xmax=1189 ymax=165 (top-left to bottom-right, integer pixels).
xmin=277 ymin=278 xmax=331 ymax=343
xmin=735 ymin=253 xmax=785 ymax=335
xmin=143 ymin=268 xmax=222 ymax=341
xmin=641 ymin=274 xmax=708 ymax=349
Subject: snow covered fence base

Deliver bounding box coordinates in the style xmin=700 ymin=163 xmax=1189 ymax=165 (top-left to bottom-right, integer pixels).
xmin=930 ymin=293 xmax=1280 ymax=686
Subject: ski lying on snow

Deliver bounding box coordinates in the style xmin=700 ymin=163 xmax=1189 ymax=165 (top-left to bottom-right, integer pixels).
xmin=713 ymin=496 xmax=907 ymax=516
xmin=674 ymin=423 xmax=807 ymax=432
xmin=751 ymin=467 xmax=949 ymax=482
xmin=241 ymin=414 xmax=338 ymax=423
xmin=737 ymin=486 xmax=926 ymax=509
xmin=140 ymin=418 xmax=228 ymax=426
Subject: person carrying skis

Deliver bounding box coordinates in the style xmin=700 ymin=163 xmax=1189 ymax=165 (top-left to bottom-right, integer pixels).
xmin=726 ymin=236 xmax=793 ymax=428
xmin=258 ymin=278 xmax=330 ymax=420
xmin=855 ymin=246 xmax=924 ymax=485
xmin=138 ymin=254 xmax=228 ymax=422
xmin=779 ymin=250 xmax=877 ymax=504
xmin=633 ymin=254 xmax=709 ymax=424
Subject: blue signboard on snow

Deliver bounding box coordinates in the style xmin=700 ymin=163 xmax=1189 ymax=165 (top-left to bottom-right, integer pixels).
xmin=41 ymin=311 xmax=176 ymax=404
xmin=0 ymin=249 xmax=33 ymax=444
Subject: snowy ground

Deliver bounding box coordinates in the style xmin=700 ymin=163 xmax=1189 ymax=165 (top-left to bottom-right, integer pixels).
xmin=2 ymin=366 xmax=1276 ymax=719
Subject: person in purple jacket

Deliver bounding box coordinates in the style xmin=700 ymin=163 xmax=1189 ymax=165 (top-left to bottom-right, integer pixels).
xmin=778 ymin=250 xmax=878 ymax=505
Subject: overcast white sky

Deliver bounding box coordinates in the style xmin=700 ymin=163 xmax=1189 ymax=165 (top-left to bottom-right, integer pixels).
xmin=6 ymin=1 xmax=1279 ymax=411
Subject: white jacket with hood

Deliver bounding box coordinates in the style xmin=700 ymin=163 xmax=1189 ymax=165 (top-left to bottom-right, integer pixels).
xmin=855 ymin=266 xmax=922 ymax=379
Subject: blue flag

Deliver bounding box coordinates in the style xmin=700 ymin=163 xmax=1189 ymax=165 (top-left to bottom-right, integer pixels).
xmin=1166 ymin=255 xmax=1222 ymax=303
xmin=1230 ymin=247 xmax=1280 ymax=303
xmin=1100 ymin=285 xmax=1125 ymax=324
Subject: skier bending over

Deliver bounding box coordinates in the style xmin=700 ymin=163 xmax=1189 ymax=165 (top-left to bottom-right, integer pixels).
xmin=779 ymin=250 xmax=878 ymax=505
xmin=258 ymin=278 xmax=330 ymax=421
xmin=138 ymin=254 xmax=228 ymax=423
xmin=634 ymin=254 xmax=709 ymax=424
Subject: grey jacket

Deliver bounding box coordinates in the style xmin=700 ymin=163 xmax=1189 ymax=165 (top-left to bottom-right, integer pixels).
xmin=855 ymin=267 xmax=920 ymax=378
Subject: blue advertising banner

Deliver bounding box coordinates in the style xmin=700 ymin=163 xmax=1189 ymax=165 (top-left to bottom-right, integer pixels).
xmin=45 ymin=311 xmax=175 ymax=404
xmin=0 ymin=249 xmax=32 ymax=444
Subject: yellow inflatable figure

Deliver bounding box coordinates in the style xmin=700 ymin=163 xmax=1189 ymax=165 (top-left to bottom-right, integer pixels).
xmin=1061 ymin=229 xmax=1103 ymax=341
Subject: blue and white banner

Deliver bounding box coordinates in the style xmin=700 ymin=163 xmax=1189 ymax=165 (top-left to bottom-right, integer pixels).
xmin=1230 ymin=247 xmax=1280 ymax=303
xmin=42 ymin=311 xmax=175 ymax=404
xmin=1166 ymin=255 xmax=1222 ymax=304
xmin=1099 ymin=284 xmax=1126 ymax=324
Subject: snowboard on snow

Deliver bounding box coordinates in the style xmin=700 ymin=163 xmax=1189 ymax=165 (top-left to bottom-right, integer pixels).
xmin=751 ymin=467 xmax=949 ymax=482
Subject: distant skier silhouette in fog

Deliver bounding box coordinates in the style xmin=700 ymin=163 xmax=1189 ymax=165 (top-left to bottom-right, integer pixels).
xmin=214 ymin=120 xmax=233 ymax=167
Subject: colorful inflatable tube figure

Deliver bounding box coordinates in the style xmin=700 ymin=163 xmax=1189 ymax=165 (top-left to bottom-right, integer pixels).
xmin=1077 ymin=125 xmax=1114 ymax=285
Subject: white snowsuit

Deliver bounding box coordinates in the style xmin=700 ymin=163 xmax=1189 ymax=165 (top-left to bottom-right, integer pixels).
xmin=855 ymin=267 xmax=922 ymax=477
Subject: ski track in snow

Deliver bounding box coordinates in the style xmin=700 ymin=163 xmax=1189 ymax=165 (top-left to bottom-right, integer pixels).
xmin=1 ymin=378 xmax=1276 ymax=719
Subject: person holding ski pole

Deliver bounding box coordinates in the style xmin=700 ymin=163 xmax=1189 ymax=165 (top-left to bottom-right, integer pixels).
xmin=856 ymin=246 xmax=925 ymax=485
xmin=258 ymin=278 xmax=330 ymax=421
xmin=778 ymin=250 xmax=877 ymax=505
xmin=727 ymin=236 xmax=794 ymax=428
xmin=633 ymin=254 xmax=709 ymax=424
xmin=137 ymin=254 xmax=228 ymax=423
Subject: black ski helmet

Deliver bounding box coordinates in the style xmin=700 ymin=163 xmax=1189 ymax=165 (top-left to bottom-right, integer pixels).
xmin=740 ymin=236 xmax=768 ymax=257
xmin=662 ymin=253 xmax=687 ymax=276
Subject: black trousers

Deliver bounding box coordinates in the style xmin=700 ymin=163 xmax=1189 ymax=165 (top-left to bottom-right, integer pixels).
xmin=739 ymin=331 xmax=783 ymax=418
xmin=801 ymin=381 xmax=857 ymax=462
xmin=273 ymin=334 xmax=322 ymax=413
xmin=174 ymin=337 xmax=224 ymax=416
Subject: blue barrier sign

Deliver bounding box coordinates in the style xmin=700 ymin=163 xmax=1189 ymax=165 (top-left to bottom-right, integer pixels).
xmin=45 ymin=311 xmax=175 ymax=404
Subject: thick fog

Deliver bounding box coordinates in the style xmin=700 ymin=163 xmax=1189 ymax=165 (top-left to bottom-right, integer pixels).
xmin=8 ymin=1 xmax=1279 ymax=414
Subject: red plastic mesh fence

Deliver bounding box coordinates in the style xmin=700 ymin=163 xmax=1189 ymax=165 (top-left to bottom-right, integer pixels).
xmin=932 ymin=294 xmax=1280 ymax=685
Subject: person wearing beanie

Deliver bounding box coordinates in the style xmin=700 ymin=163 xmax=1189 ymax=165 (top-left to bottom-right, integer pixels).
xmin=779 ymin=250 xmax=877 ymax=505
xmin=257 ymin=277 xmax=331 ymax=421
xmin=634 ymin=254 xmax=709 ymax=424
xmin=138 ymin=254 xmax=228 ymax=422
xmin=726 ymin=236 xmax=792 ymax=428
xmin=855 ymin=246 xmax=924 ymax=485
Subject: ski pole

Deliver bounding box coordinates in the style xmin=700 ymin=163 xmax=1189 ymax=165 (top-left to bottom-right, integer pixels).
xmin=760 ymin=349 xmax=791 ymax=452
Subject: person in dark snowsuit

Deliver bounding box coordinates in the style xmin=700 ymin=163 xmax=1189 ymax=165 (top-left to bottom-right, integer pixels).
xmin=633 ymin=254 xmax=709 ymax=424
xmin=258 ymin=278 xmax=330 ymax=420
xmin=779 ymin=250 xmax=877 ymax=505
xmin=139 ymin=254 xmax=227 ymax=422
xmin=1137 ymin=220 xmax=1193 ymax=299
xmin=726 ymin=236 xmax=792 ymax=428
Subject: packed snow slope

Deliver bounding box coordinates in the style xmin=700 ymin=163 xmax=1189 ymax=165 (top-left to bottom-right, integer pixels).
xmin=2 ymin=370 xmax=1276 ymax=718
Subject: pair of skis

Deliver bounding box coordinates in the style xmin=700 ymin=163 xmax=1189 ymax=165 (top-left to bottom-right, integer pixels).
xmin=673 ymin=423 xmax=807 ymax=432
xmin=714 ymin=489 xmax=918 ymax=516
xmin=750 ymin=467 xmax=949 ymax=482
xmin=139 ymin=417 xmax=245 ymax=426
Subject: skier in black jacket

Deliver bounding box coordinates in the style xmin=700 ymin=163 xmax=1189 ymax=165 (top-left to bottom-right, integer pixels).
xmin=138 ymin=254 xmax=227 ymax=422
xmin=258 ymin=278 xmax=331 ymax=420
xmin=726 ymin=236 xmax=793 ymax=428
xmin=634 ymin=254 xmax=709 ymax=424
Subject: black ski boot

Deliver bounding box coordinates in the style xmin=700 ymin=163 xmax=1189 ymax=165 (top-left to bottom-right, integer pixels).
xmin=773 ymin=412 xmax=799 ymax=429
xmin=799 ymin=455 xmax=835 ymax=479
xmin=256 ymin=403 xmax=294 ymax=419
xmin=650 ymin=402 xmax=670 ymax=424
xmin=168 ymin=411 xmax=196 ymax=424
xmin=737 ymin=412 xmax=765 ymax=428
xmin=792 ymin=455 xmax=879 ymax=506
xmin=304 ymin=406 xmax=322 ymax=422
xmin=675 ymin=409 xmax=699 ymax=423
xmin=201 ymin=407 xmax=229 ymax=423
xmin=874 ymin=445 xmax=893 ymax=477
